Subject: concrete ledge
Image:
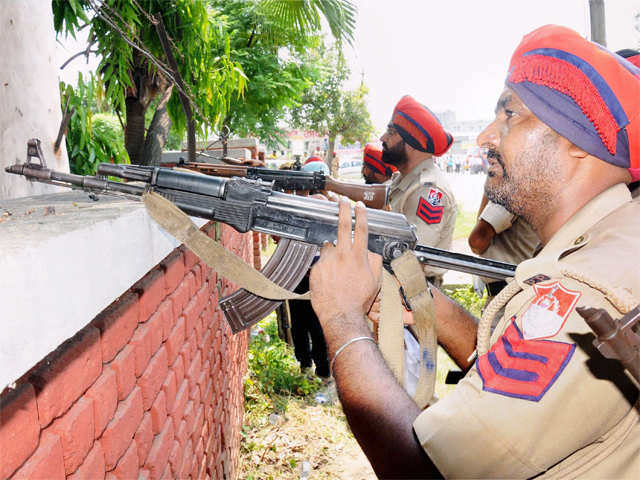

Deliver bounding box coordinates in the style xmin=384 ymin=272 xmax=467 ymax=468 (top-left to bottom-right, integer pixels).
xmin=0 ymin=190 xmax=205 ymax=390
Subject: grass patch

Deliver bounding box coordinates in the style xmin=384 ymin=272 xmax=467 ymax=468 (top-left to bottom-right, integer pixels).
xmin=454 ymin=206 xmax=477 ymax=240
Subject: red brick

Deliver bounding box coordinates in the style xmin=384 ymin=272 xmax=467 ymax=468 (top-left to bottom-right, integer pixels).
xmin=172 ymin=354 xmax=185 ymax=387
xmin=68 ymin=440 xmax=105 ymax=480
xmin=200 ymin=329 xmax=213 ymax=357
xmin=150 ymin=390 xmax=167 ymax=435
xmin=106 ymin=472 xmax=117 ymax=480
xmin=139 ymin=468 xmax=151 ymax=480
xmin=168 ymin=440 xmax=183 ymax=475
xmin=202 ymin=377 xmax=213 ymax=408
xmin=101 ymin=387 xmax=144 ymax=470
xmin=185 ymin=271 xmax=197 ymax=297
xmin=191 ymin=404 xmax=205 ymax=444
xmin=30 ymin=326 xmax=102 ymax=428
xmin=171 ymin=380 xmax=189 ymax=430
xmin=169 ymin=280 xmax=190 ymax=320
xmin=144 ymin=417 xmax=174 ymax=480
xmin=190 ymin=383 xmax=201 ymax=407
xmin=154 ymin=299 xmax=174 ymax=343
xmin=130 ymin=322 xmax=153 ymax=378
xmin=182 ymin=331 xmax=198 ymax=366
xmin=138 ymin=346 xmax=168 ymax=411
xmin=93 ymin=292 xmax=139 ymax=362
xmin=12 ymin=432 xmax=65 ymax=480
xmin=183 ymin=248 xmax=199 ymax=271
xmin=110 ymin=345 xmax=136 ymax=401
xmin=145 ymin=310 xmax=165 ymax=357
xmin=0 ymin=383 xmax=40 ymax=479
xmin=183 ymin=297 xmax=201 ymax=339
xmin=47 ymin=397 xmax=94 ymax=474
xmin=134 ymin=413 xmax=153 ymax=467
xmin=190 ymin=453 xmax=199 ymax=479
xmin=160 ymin=464 xmax=172 ymax=480
xmin=198 ymin=455 xmax=207 ymax=480
xmin=113 ymin=439 xmax=138 ymax=479
xmin=175 ymin=419 xmax=188 ymax=448
xmin=165 ymin=316 xmax=185 ymax=365
xmin=187 ymin=350 xmax=202 ymax=390
xmin=85 ymin=366 xmax=118 ymax=438
xmin=192 ymin=264 xmax=203 ymax=290
xmin=136 ymin=268 xmax=166 ymax=323
xmin=162 ymin=249 xmax=185 ymax=294
xmin=162 ymin=370 xmax=178 ymax=412
xmin=195 ymin=313 xmax=206 ymax=345
xmin=196 ymin=363 xmax=208 ymax=391
xmin=178 ymin=439 xmax=193 ymax=479
xmin=183 ymin=401 xmax=196 ymax=438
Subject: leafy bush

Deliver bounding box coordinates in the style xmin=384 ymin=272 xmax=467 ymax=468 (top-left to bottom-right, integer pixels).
xmin=245 ymin=314 xmax=320 ymax=415
xmin=61 ymin=74 xmax=129 ymax=175
xmin=442 ymin=284 xmax=487 ymax=318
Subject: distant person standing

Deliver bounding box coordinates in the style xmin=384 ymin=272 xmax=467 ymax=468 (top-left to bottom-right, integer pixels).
xmin=382 ymin=95 xmax=456 ymax=287
xmin=361 ymin=144 xmax=395 ymax=184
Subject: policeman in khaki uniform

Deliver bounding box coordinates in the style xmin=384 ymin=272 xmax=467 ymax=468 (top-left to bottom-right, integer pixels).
xmin=381 ymin=95 xmax=456 ymax=286
xmin=308 ymin=25 xmax=640 ymax=479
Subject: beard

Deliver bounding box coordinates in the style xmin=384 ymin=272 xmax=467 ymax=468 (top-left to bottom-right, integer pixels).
xmin=382 ymin=140 xmax=407 ymax=168
xmin=484 ymin=131 xmax=561 ymax=223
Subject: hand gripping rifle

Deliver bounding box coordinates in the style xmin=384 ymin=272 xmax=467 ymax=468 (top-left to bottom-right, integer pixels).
xmin=160 ymin=159 xmax=390 ymax=209
xmin=6 ymin=145 xmax=515 ymax=332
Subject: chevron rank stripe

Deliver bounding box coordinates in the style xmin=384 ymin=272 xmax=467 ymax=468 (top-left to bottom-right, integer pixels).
xmin=476 ymin=319 xmax=575 ymax=402
xmin=416 ymin=196 xmax=443 ymax=224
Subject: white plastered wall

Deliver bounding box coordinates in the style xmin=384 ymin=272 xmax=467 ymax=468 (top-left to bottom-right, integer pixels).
xmin=0 ymin=1 xmax=69 ymax=200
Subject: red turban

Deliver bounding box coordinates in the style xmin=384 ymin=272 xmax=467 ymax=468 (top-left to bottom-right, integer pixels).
xmin=363 ymin=144 xmax=395 ymax=175
xmin=391 ymin=96 xmax=453 ymax=156
xmin=507 ymin=25 xmax=640 ymax=181
xmin=304 ymin=155 xmax=323 ymax=164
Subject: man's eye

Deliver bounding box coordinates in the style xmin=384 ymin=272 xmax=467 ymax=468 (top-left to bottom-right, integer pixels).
xmin=504 ymin=109 xmax=516 ymax=118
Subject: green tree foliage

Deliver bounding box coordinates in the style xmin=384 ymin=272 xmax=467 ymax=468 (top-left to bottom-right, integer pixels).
xmin=60 ymin=74 xmax=129 ymax=174
xmin=289 ymin=45 xmax=376 ymax=173
xmin=213 ymin=0 xmax=357 ymax=147
xmin=53 ymin=0 xmax=246 ymax=164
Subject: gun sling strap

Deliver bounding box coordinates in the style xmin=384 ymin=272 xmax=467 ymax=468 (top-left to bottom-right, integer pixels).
xmin=144 ymin=191 xmax=437 ymax=408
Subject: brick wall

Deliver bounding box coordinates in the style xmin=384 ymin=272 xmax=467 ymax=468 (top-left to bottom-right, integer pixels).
xmin=0 ymin=223 xmax=252 ymax=480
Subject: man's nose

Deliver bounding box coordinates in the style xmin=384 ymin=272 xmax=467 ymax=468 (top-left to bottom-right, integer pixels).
xmin=380 ymin=131 xmax=388 ymax=143
xmin=477 ymin=120 xmax=500 ymax=149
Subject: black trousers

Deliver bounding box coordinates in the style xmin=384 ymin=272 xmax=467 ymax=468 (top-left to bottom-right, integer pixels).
xmin=289 ymin=275 xmax=330 ymax=378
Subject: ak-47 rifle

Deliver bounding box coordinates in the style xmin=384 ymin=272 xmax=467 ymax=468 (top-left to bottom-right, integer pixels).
xmin=6 ymin=142 xmax=516 ymax=332
xmin=161 ymin=159 xmax=390 ymax=209
xmin=576 ymin=306 xmax=640 ymax=387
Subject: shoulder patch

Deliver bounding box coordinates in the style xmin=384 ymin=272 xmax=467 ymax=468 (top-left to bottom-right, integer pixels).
xmin=417 ymin=195 xmax=443 ymax=224
xmin=522 ymin=281 xmax=581 ymax=340
xmin=477 ymin=319 xmax=575 ymax=402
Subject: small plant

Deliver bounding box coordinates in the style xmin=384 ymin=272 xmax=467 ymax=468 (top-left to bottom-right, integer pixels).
xmin=442 ymin=284 xmax=487 ymax=318
xmin=244 ymin=314 xmax=321 ymax=419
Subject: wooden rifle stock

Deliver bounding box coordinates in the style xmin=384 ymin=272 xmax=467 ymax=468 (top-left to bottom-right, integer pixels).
xmin=323 ymin=176 xmax=388 ymax=209
xmin=163 ymin=160 xmax=389 ymax=209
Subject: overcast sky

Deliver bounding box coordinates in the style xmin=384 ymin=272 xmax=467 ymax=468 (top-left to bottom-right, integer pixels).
xmin=343 ymin=0 xmax=640 ymax=131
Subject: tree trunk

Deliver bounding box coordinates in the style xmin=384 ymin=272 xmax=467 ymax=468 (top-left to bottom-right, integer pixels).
xmin=328 ymin=136 xmax=338 ymax=176
xmin=124 ymin=97 xmax=147 ymax=165
xmin=142 ymin=85 xmax=174 ymax=166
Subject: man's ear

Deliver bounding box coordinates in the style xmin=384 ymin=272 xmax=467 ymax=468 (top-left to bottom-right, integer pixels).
xmin=568 ymin=143 xmax=589 ymax=159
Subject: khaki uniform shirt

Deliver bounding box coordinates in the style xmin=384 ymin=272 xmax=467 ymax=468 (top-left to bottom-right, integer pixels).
xmin=479 ymin=201 xmax=539 ymax=285
xmin=414 ymin=184 xmax=640 ymax=478
xmin=389 ymin=159 xmax=456 ymax=278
